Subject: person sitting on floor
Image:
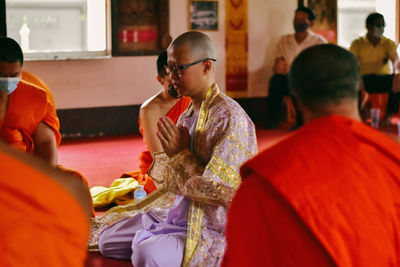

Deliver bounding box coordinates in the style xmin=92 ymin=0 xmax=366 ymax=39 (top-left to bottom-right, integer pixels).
xmin=350 ymin=12 xmax=400 ymax=122
xmin=223 ymin=44 xmax=400 ymax=266
xmin=0 ymin=36 xmax=94 ymax=215
xmin=120 ymin=50 xmax=191 ymax=193
xmin=264 ymin=6 xmax=326 ymax=129
xmin=90 ymin=51 xmax=191 ymax=208
xmin=0 ymin=37 xmax=60 ymax=166
xmin=0 ymin=139 xmax=92 ymax=266
xmin=97 ymin=31 xmax=258 ymax=266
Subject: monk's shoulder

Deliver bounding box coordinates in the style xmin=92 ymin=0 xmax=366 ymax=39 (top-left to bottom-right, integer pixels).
xmin=140 ymin=93 xmax=164 ymax=119
xmin=141 ymin=91 xmax=163 ymax=110
xmin=16 ymin=80 xmax=47 ymax=101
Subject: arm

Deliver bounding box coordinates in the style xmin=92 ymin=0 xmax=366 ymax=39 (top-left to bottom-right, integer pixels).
xmin=32 ymin=122 xmax=58 ymax=167
xmin=359 ymin=78 xmax=369 ymax=109
xmin=273 ymin=57 xmax=289 ymax=74
xmin=140 ymin=105 xmax=164 ymax=156
xmin=273 ymin=37 xmax=288 ymax=74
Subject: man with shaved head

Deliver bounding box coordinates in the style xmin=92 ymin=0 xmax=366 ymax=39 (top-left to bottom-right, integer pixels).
xmin=223 ymin=44 xmax=400 ymax=266
xmin=98 ymin=31 xmax=257 ymax=266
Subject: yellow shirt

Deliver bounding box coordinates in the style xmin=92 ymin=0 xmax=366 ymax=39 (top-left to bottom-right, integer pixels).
xmin=350 ymin=36 xmax=397 ymax=75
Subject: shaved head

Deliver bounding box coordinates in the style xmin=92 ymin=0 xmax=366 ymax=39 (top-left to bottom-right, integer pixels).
xmin=289 ymin=44 xmax=360 ymax=113
xmin=166 ymin=31 xmax=217 ymax=103
xmin=169 ymin=31 xmax=216 ymax=60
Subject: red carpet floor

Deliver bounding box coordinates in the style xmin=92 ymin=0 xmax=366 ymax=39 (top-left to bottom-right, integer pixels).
xmin=58 ymin=126 xmax=292 ymax=188
xmin=59 ymin=135 xmax=146 ymax=187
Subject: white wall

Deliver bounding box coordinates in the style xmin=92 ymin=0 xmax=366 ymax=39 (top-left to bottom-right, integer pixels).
xmin=248 ymin=0 xmax=297 ymax=97
xmin=22 ymin=0 xmax=295 ymax=109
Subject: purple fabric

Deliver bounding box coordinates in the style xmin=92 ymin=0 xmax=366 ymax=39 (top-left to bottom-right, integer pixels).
xmin=98 ymin=111 xmax=199 ymax=266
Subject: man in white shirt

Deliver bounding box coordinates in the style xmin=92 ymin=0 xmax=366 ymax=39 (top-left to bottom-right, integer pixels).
xmin=264 ymin=6 xmax=327 ymax=129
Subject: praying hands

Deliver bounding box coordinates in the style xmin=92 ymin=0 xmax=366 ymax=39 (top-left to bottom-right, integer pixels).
xmin=157 ymin=116 xmax=190 ymax=157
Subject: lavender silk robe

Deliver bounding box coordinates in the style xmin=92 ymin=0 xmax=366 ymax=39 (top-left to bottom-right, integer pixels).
xmin=98 ymin=84 xmax=257 ymax=266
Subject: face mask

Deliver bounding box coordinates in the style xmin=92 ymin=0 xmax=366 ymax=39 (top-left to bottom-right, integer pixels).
xmin=294 ymin=22 xmax=309 ymax=33
xmin=372 ymin=26 xmax=384 ymax=38
xmin=0 ymin=77 xmax=21 ymax=94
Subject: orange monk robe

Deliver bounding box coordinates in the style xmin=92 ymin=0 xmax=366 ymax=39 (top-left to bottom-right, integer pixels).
xmin=223 ymin=115 xmax=400 ymax=267
xmin=121 ymin=96 xmax=191 ymax=193
xmin=0 ymin=78 xmax=95 ymax=216
xmin=21 ymin=71 xmax=55 ymax=106
xmin=0 ymin=144 xmax=89 ymax=267
xmin=0 ymin=79 xmax=61 ymax=151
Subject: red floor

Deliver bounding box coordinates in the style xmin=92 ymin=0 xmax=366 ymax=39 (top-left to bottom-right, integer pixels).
xmin=58 ymin=126 xmax=292 ymax=188
xmin=59 ymin=135 xmax=146 ymax=187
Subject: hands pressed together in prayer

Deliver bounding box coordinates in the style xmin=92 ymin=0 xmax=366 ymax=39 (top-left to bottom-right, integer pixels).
xmin=274 ymin=57 xmax=289 ymax=75
xmin=157 ymin=116 xmax=191 ymax=157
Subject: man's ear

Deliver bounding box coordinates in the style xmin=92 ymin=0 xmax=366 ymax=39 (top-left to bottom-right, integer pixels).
xmin=203 ymin=60 xmax=212 ymax=74
xmin=156 ymin=75 xmax=164 ymax=86
xmin=309 ymin=21 xmax=314 ymax=28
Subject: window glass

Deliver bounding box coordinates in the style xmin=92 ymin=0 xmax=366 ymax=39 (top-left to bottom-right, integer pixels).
xmin=6 ymin=0 xmax=107 ymax=59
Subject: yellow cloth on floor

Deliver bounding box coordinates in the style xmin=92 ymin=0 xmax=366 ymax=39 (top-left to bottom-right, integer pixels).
xmin=90 ymin=178 xmax=139 ymax=208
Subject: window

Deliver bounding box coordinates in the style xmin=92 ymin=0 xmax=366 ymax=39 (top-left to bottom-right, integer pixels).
xmin=5 ymin=0 xmax=107 ymax=60
xmin=338 ymin=0 xmax=397 ymax=49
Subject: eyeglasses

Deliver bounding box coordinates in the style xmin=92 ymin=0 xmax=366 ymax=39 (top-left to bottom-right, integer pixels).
xmin=165 ymin=58 xmax=216 ymax=76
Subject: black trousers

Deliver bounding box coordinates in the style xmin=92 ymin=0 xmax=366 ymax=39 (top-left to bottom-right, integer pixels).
xmin=362 ymin=74 xmax=400 ymax=114
xmin=266 ymin=74 xmax=302 ymax=125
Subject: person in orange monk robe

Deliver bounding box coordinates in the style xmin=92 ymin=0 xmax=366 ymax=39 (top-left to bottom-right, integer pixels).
xmin=120 ymin=50 xmax=191 ymax=193
xmin=0 ymin=37 xmax=94 ymax=215
xmin=223 ymin=44 xmax=400 ymax=267
xmin=0 ymin=141 xmax=92 ymax=267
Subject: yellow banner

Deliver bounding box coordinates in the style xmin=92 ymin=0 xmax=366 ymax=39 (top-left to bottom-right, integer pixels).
xmin=226 ymin=0 xmax=248 ymax=97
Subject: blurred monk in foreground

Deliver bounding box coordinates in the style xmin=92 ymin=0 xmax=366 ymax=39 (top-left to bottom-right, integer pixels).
xmin=0 ymin=141 xmax=91 ymax=266
xmin=223 ymin=44 xmax=400 ymax=266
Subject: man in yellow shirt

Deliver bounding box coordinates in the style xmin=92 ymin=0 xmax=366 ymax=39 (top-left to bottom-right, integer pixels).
xmin=350 ymin=12 xmax=400 ymax=119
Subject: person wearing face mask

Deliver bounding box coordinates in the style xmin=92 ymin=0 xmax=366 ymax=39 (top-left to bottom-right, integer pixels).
xmin=264 ymin=6 xmax=327 ymax=130
xmin=0 ymin=36 xmax=95 ymax=215
xmin=0 ymin=36 xmax=60 ymax=163
xmin=350 ymin=12 xmax=400 ymax=123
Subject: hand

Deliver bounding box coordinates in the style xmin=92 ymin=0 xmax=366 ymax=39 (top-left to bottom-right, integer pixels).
xmin=392 ymin=73 xmax=400 ymax=93
xmin=157 ymin=116 xmax=191 ymax=157
xmin=274 ymin=57 xmax=288 ymax=75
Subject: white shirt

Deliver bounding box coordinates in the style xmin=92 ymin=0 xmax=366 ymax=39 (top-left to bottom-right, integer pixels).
xmin=276 ymin=31 xmax=327 ymax=68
